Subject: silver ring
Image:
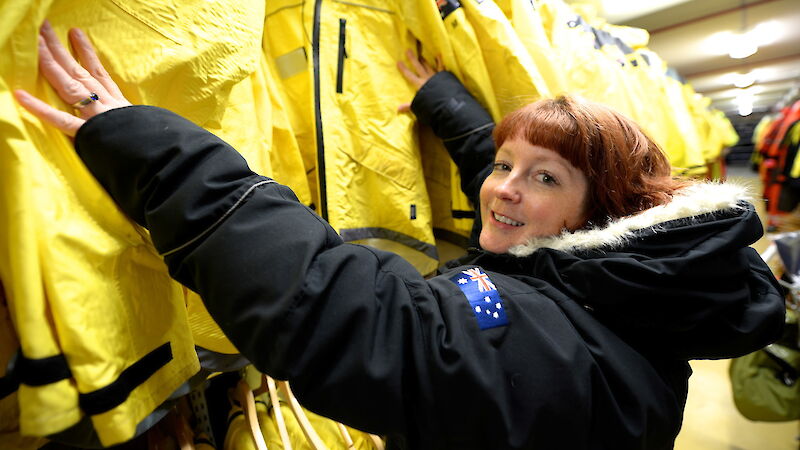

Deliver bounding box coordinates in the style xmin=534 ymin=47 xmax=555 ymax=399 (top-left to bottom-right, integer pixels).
xmin=71 ymin=92 xmax=99 ymax=109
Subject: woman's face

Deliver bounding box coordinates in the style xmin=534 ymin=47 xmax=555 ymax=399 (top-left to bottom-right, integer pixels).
xmin=479 ymin=139 xmax=589 ymax=253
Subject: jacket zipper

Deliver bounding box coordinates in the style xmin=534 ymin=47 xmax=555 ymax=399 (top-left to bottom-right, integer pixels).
xmin=312 ymin=0 xmax=328 ymax=220
xmin=336 ymin=18 xmax=347 ymax=94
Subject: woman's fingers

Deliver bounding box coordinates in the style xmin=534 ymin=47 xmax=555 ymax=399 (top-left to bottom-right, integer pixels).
xmin=40 ymin=21 xmax=106 ymax=98
xmin=397 ymin=60 xmax=423 ymax=88
xmin=398 ymin=49 xmax=444 ymax=112
xmin=14 ymin=89 xmax=85 ymax=136
xmin=68 ymin=28 xmax=125 ymax=100
xmin=408 ymin=49 xmax=430 ymax=76
xmin=32 ymin=21 xmax=131 ymax=127
xmin=37 ymin=34 xmax=92 ymax=105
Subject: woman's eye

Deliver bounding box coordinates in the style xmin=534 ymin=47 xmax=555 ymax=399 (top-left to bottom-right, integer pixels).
xmin=492 ymin=162 xmax=511 ymax=172
xmin=536 ymin=172 xmax=558 ymax=185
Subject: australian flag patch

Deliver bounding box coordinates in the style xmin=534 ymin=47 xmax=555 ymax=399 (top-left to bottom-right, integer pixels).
xmin=436 ymin=0 xmax=461 ymax=20
xmin=450 ymin=267 xmax=509 ymax=330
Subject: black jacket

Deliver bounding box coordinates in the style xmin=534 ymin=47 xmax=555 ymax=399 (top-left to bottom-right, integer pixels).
xmin=74 ymin=98 xmax=783 ymax=448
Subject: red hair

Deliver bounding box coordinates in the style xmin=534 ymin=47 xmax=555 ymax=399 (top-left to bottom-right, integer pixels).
xmin=493 ymin=95 xmax=689 ymax=226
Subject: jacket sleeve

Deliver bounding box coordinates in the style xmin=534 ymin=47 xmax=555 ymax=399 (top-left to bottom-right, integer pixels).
xmin=410 ymin=71 xmax=495 ymax=205
xmin=72 ymin=105 xmax=440 ymax=437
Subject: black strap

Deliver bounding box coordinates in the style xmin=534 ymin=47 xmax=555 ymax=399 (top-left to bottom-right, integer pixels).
xmin=452 ymin=209 xmax=475 ymax=219
xmin=16 ymin=352 xmax=73 ymax=386
xmin=0 ymin=350 xmax=73 ymax=399
xmin=227 ymin=410 xmax=244 ymax=426
xmin=763 ymin=347 xmax=800 ymax=386
xmin=79 ymin=342 xmax=173 ymax=415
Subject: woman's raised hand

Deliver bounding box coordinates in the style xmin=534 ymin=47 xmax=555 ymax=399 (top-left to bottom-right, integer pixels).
xmin=14 ymin=21 xmax=131 ymax=136
xmin=397 ymin=49 xmax=443 ymax=113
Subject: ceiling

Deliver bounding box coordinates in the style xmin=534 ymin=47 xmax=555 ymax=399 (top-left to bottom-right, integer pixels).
xmin=567 ymin=0 xmax=800 ymax=116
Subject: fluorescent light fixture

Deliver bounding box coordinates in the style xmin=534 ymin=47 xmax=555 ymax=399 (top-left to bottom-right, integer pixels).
xmin=705 ymin=31 xmax=735 ymax=56
xmin=732 ymin=71 xmax=758 ymax=88
xmin=703 ymin=20 xmax=784 ymax=59
xmin=734 ymin=88 xmax=755 ymax=116
xmin=750 ymin=21 xmax=783 ymax=47
xmin=601 ymin=0 xmax=692 ymax=23
xmin=728 ymin=33 xmax=758 ymax=59
xmin=738 ymin=102 xmax=753 ymax=116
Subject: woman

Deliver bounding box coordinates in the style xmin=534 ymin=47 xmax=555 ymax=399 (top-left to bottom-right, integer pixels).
xmin=15 ymin=26 xmax=783 ymax=449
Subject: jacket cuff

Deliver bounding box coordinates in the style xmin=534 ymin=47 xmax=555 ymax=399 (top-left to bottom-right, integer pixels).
xmin=410 ymin=71 xmax=494 ymax=140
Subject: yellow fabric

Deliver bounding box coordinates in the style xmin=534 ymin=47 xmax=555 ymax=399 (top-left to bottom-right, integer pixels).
xmin=534 ymin=1 xmax=715 ymax=174
xmin=1 ymin=0 xmax=205 ymax=442
xmin=571 ymin=3 xmax=650 ymax=49
xmin=460 ymin=0 xmax=552 ymax=116
xmin=787 ymin=124 xmax=800 ymax=178
xmin=754 ymin=115 xmax=775 ymax=151
xmin=186 ymin=290 xmax=239 ymax=355
xmin=224 ymin=399 xmax=379 ymax=450
xmin=635 ymin=50 xmax=706 ymax=174
xmin=496 ymin=0 xmax=568 ymax=96
xmin=536 ymin=0 xmax=636 ymax=117
xmin=714 ymin=109 xmax=739 ymax=148
xmin=630 ymin=51 xmax=691 ymax=169
xmin=660 ymin=76 xmax=704 ymax=173
xmin=591 ymin=40 xmax=665 ymax=150
xmin=683 ymin=85 xmax=723 ymax=163
xmin=1 ymin=0 xmax=312 ymax=444
xmin=620 ymin=54 xmax=671 ymax=150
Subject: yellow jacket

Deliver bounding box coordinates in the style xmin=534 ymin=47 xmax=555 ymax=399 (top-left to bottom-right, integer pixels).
xmin=495 ymin=0 xmax=568 ymax=95
xmin=264 ymin=0 xmax=446 ymax=274
xmin=1 ymin=0 xmax=309 ymax=444
xmin=535 ymin=0 xmax=640 ymax=117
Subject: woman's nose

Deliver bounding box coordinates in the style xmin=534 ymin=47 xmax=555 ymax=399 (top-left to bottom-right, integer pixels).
xmin=495 ymin=178 xmax=521 ymax=203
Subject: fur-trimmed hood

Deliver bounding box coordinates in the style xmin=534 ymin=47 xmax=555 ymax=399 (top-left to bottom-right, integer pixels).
xmin=467 ymin=181 xmax=783 ymax=360
xmin=509 ymin=181 xmax=754 ymax=256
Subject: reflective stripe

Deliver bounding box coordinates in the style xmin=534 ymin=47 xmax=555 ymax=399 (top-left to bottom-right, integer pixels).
xmin=162 ymin=180 xmax=277 ymax=256
xmin=340 ymin=227 xmax=439 ymax=260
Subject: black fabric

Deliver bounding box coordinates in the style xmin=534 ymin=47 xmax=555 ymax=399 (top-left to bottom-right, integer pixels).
xmin=74 ymin=106 xmax=785 ymax=449
xmin=78 ymin=342 xmax=173 ymax=415
xmin=75 ymin=105 xmax=265 ymax=255
xmin=777 ymin=184 xmax=800 ymax=212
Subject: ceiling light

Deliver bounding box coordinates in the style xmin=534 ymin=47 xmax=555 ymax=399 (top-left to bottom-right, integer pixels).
xmin=738 ymin=102 xmax=753 ymax=116
xmin=749 ymin=21 xmax=783 ymax=47
xmin=728 ymin=33 xmax=758 ymax=59
xmin=732 ymin=71 xmax=758 ymax=88
xmin=734 ymin=88 xmax=755 ymax=116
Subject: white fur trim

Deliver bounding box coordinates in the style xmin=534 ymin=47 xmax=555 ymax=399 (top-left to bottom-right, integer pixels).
xmin=508 ymin=182 xmax=754 ymax=256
